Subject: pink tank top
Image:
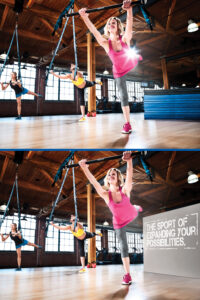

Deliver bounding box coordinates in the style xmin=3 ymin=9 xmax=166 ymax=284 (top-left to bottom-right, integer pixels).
xmin=108 ymin=187 xmax=138 ymax=229
xmin=108 ymin=36 xmax=143 ymax=79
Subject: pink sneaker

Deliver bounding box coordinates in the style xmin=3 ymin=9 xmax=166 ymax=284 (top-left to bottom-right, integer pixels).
xmin=122 ymin=273 xmax=132 ymax=285
xmin=121 ymin=122 xmax=132 ymax=134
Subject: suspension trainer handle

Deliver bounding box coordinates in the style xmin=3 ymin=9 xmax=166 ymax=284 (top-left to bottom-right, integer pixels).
xmin=65 ymin=1 xmax=142 ymax=17
xmin=66 ymin=152 xmax=143 ymax=168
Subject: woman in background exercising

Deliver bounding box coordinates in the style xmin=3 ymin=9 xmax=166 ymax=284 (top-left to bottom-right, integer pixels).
xmin=51 ymin=64 xmax=102 ymax=122
xmin=1 ymin=72 xmax=41 ymax=119
xmin=1 ymin=223 xmax=42 ymax=271
xmin=51 ymin=214 xmax=102 ymax=272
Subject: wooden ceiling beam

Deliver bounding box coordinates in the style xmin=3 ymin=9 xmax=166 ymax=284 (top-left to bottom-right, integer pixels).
xmin=166 ymin=0 xmax=176 ymax=32
xmin=26 ymin=151 xmax=35 ymax=160
xmin=4 ymin=179 xmax=53 ymax=195
xmin=39 ymin=17 xmax=68 ymax=45
xmin=5 ymin=28 xmax=57 ymax=44
xmin=0 ymin=156 xmax=9 ymax=183
xmin=0 ymin=150 xmax=62 ymax=174
xmin=138 ymin=185 xmax=167 ymax=197
xmin=38 ymin=168 xmax=68 ymax=196
xmin=166 ymin=151 xmax=176 ymax=183
xmin=26 ymin=0 xmax=35 ymax=9
xmin=0 ymin=5 xmax=9 ymax=31
xmin=137 ymin=34 xmax=166 ymax=47
xmin=0 ymin=0 xmax=58 ymax=20
xmin=133 ymin=30 xmax=162 ymax=34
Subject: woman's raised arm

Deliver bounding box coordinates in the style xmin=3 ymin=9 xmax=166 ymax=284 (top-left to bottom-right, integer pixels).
xmin=79 ymin=8 xmax=109 ymax=53
xmin=79 ymin=159 xmax=109 ymax=204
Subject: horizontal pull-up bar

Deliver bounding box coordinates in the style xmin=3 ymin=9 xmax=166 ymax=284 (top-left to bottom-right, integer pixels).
xmin=66 ymin=152 xmax=143 ymax=168
xmin=65 ymin=1 xmax=142 ymax=17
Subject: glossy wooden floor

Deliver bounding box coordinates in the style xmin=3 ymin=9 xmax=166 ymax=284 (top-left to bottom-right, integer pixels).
xmin=0 ymin=114 xmax=200 ymax=149
xmin=0 ymin=265 xmax=199 ymax=300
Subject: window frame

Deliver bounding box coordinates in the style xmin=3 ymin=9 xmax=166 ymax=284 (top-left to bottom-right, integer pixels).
xmin=45 ymin=222 xmax=74 ymax=253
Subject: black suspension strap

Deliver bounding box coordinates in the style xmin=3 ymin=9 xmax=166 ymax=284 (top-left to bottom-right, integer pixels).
xmin=15 ymin=164 xmax=22 ymax=232
xmin=46 ymin=0 xmax=75 ymax=84
xmin=0 ymin=27 xmax=16 ymax=78
xmin=72 ymin=9 xmax=78 ymax=79
xmin=0 ymin=13 xmax=22 ymax=80
xmin=52 ymin=0 xmax=75 ymax=36
xmin=15 ymin=14 xmax=22 ymax=81
xmin=46 ymin=9 xmax=72 ymax=84
xmin=140 ymin=4 xmax=153 ymax=31
xmin=52 ymin=151 xmax=75 ymax=186
xmin=45 ymin=166 xmax=71 ymax=236
xmin=0 ymin=180 xmax=16 ymax=229
xmin=140 ymin=155 xmax=153 ymax=182
xmin=72 ymin=158 xmax=78 ymax=231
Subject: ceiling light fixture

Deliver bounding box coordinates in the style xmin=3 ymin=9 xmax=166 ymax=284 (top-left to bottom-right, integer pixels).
xmin=103 ymin=69 xmax=109 ymax=75
xmin=103 ymin=221 xmax=109 ymax=226
xmin=187 ymin=171 xmax=199 ymax=184
xmin=0 ymin=205 xmax=7 ymax=211
xmin=0 ymin=52 xmax=7 ymax=60
xmin=187 ymin=20 xmax=199 ymax=33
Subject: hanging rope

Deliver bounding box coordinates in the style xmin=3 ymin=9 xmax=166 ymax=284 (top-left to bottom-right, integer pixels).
xmin=52 ymin=151 xmax=75 ymax=186
xmin=46 ymin=9 xmax=72 ymax=84
xmin=140 ymin=4 xmax=153 ymax=31
xmin=0 ymin=27 xmax=16 ymax=78
xmin=72 ymin=9 xmax=78 ymax=79
xmin=0 ymin=13 xmax=22 ymax=80
xmin=0 ymin=162 xmax=23 ymax=234
xmin=72 ymin=158 xmax=78 ymax=231
xmin=15 ymin=164 xmax=22 ymax=233
xmin=140 ymin=156 xmax=153 ymax=182
xmin=52 ymin=0 xmax=75 ymax=36
xmin=0 ymin=180 xmax=16 ymax=229
xmin=45 ymin=153 xmax=75 ymax=236
xmin=15 ymin=14 xmax=22 ymax=81
xmin=46 ymin=0 xmax=75 ymax=84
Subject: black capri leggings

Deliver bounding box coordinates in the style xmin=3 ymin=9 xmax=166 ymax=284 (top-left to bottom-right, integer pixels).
xmin=77 ymin=80 xmax=96 ymax=106
xmin=78 ymin=231 xmax=97 ymax=257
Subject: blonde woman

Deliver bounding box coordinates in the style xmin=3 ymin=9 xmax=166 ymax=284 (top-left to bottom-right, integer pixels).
xmin=79 ymin=0 xmax=142 ymax=133
xmin=1 ymin=72 xmax=41 ymax=119
xmin=79 ymin=151 xmax=142 ymax=285
xmin=1 ymin=223 xmax=42 ymax=271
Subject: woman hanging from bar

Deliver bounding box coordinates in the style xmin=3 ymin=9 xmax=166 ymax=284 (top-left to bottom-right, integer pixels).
xmin=0 ymin=72 xmax=41 ymax=120
xmin=78 ymin=151 xmax=143 ymax=285
xmin=50 ymin=64 xmax=102 ymax=122
xmin=50 ymin=214 xmax=102 ymax=272
xmin=1 ymin=223 xmax=42 ymax=271
xmin=79 ymin=0 xmax=142 ymax=133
